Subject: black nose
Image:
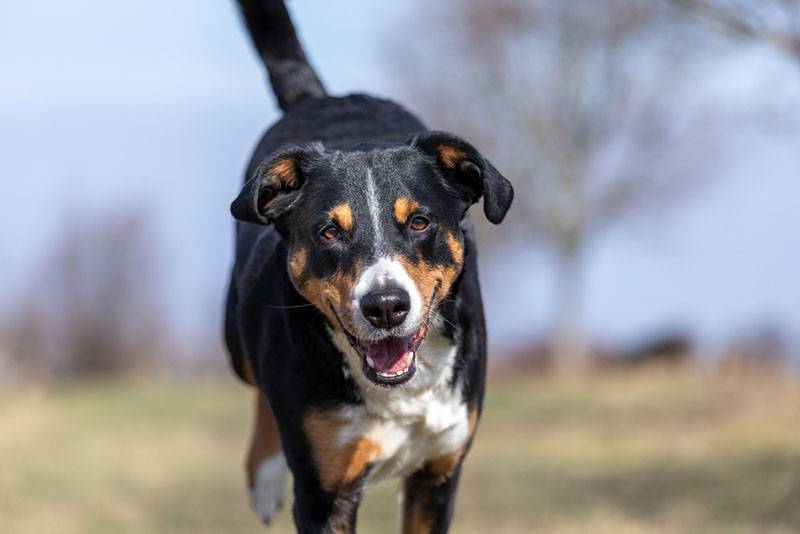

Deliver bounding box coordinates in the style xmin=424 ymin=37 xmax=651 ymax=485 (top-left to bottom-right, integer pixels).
xmin=360 ymin=289 xmax=410 ymax=329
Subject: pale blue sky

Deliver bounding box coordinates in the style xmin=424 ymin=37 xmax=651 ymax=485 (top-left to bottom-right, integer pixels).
xmin=1 ymin=1 xmax=798 ymax=355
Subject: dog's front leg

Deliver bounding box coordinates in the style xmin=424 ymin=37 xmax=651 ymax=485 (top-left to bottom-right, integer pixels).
xmin=401 ymin=460 xmax=464 ymax=534
xmin=291 ymin=477 xmax=366 ymax=534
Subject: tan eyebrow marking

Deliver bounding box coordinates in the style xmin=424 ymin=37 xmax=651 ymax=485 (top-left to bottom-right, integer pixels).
xmin=328 ymin=204 xmax=353 ymax=231
xmin=393 ymin=197 xmax=419 ymax=225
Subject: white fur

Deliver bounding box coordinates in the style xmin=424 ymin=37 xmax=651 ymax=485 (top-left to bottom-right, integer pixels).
xmin=351 ymin=257 xmax=424 ymax=338
xmin=249 ymin=454 xmax=289 ymax=524
xmin=330 ymin=326 xmax=470 ymax=482
xmin=365 ymin=168 xmax=385 ymax=252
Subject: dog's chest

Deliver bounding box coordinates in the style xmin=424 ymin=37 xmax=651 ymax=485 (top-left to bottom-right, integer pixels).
xmin=338 ymin=385 xmax=470 ymax=482
xmin=321 ymin=329 xmax=471 ymax=483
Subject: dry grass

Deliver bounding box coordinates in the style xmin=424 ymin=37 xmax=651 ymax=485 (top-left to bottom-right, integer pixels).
xmin=1 ymin=366 xmax=798 ymax=533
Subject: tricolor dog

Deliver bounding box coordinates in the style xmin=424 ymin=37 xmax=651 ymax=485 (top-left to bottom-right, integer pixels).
xmin=224 ymin=1 xmax=513 ymax=532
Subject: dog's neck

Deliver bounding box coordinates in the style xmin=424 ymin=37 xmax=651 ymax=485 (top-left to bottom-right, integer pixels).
xmin=329 ymin=317 xmax=461 ymax=420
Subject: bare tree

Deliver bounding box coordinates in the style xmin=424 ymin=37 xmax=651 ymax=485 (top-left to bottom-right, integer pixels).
xmin=667 ymin=0 xmax=800 ymax=65
xmin=12 ymin=207 xmax=166 ymax=379
xmin=392 ymin=0 xmax=690 ymax=372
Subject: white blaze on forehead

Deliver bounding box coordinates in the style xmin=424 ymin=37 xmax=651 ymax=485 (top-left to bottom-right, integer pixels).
xmin=365 ymin=168 xmax=385 ymax=253
xmin=352 ymin=257 xmax=423 ymax=335
xmin=354 ymin=168 xmax=423 ymax=336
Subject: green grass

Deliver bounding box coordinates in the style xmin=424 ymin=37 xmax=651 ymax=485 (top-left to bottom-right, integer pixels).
xmin=1 ymin=367 xmax=798 ymax=533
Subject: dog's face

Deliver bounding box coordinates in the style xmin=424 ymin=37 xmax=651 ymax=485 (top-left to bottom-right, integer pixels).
xmin=232 ymin=131 xmax=513 ymax=387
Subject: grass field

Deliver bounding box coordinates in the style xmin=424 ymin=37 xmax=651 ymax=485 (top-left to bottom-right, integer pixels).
xmin=1 ymin=366 xmax=798 ymax=533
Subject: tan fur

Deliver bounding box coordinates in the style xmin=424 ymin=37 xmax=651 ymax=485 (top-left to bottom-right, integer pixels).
xmin=246 ymin=393 xmax=284 ymax=489
xmin=427 ymin=407 xmax=479 ymax=483
xmin=402 ymin=502 xmax=433 ymax=534
xmin=269 ymin=157 xmax=299 ymax=187
xmin=294 ymin=263 xmax=361 ymax=329
xmin=396 ymin=255 xmax=461 ymax=306
xmin=393 ymin=197 xmax=419 ymax=225
xmin=329 ymin=204 xmax=354 ymax=231
xmin=288 ymin=247 xmax=307 ymax=280
xmin=444 ymin=231 xmax=464 ymax=266
xmin=304 ymin=410 xmax=382 ymax=491
xmin=427 ymin=451 xmax=462 ymax=483
xmin=437 ymin=144 xmax=465 ymax=169
xmin=400 ymin=407 xmax=479 ymax=532
xmin=468 ymin=406 xmax=479 ymax=435
xmin=241 ymin=356 xmax=258 ymax=387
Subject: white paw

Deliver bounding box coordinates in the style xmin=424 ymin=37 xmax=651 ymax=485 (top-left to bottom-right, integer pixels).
xmin=249 ymin=454 xmax=289 ymax=524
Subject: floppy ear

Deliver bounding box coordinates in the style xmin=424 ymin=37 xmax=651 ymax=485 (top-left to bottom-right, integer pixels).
xmin=230 ymin=145 xmax=321 ymax=225
xmin=410 ymin=131 xmax=514 ymax=224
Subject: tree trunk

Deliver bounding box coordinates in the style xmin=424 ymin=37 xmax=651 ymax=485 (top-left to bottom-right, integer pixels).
xmin=551 ymin=244 xmax=590 ymax=375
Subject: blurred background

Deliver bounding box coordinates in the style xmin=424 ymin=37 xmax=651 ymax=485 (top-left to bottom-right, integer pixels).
xmin=1 ymin=1 xmax=798 ymax=532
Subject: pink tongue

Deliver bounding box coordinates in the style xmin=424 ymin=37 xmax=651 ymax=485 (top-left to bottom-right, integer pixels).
xmin=366 ymin=337 xmax=411 ymax=374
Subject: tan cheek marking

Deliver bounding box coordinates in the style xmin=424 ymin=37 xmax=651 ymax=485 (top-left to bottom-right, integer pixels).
xmin=437 ymin=261 xmax=461 ymax=299
xmin=329 ymin=204 xmax=353 ymax=232
xmin=304 ymin=410 xmax=382 ymax=491
xmin=396 ymin=256 xmax=439 ymax=301
xmin=445 ymin=231 xmax=464 ymax=267
xmin=396 ymin=256 xmax=459 ymax=303
xmin=438 ymin=144 xmax=465 ymax=169
xmin=297 ymin=276 xmax=338 ymax=326
xmin=296 ymin=262 xmax=361 ymax=330
xmin=393 ymin=197 xmax=418 ymax=225
xmin=288 ymin=247 xmax=307 ymax=280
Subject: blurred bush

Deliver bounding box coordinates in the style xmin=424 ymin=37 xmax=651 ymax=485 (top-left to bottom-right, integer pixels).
xmin=3 ymin=207 xmax=166 ymax=381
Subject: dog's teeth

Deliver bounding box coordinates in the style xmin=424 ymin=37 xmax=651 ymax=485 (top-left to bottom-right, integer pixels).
xmin=366 ymin=356 xmax=375 ymax=368
xmin=405 ymin=352 xmax=414 ymax=365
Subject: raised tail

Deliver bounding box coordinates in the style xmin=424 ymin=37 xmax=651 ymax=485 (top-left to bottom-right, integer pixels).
xmin=236 ymin=0 xmax=326 ymax=111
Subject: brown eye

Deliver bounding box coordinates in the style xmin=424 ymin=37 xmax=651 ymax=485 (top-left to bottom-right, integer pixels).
xmin=409 ymin=215 xmax=429 ymax=232
xmin=320 ymin=224 xmax=339 ymax=241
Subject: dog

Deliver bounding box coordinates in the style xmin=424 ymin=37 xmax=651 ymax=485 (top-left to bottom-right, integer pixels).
xmin=224 ymin=1 xmax=513 ymax=532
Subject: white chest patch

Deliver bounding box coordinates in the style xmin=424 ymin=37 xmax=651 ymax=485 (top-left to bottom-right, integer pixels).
xmin=329 ymin=327 xmax=470 ymax=482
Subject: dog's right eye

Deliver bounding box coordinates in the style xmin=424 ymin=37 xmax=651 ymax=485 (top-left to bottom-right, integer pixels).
xmin=409 ymin=215 xmax=430 ymax=232
xmin=320 ymin=224 xmax=340 ymax=241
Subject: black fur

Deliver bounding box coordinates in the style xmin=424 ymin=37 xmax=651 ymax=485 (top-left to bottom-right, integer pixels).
xmin=226 ymin=2 xmax=512 ymax=532
xmin=236 ymin=0 xmax=325 ymax=111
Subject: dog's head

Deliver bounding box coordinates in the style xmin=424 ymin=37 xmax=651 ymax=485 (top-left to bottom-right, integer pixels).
xmin=231 ymin=131 xmax=513 ymax=387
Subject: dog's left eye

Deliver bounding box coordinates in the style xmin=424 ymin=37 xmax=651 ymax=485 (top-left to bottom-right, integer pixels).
xmin=320 ymin=224 xmax=340 ymax=241
xmin=409 ymin=215 xmax=429 ymax=232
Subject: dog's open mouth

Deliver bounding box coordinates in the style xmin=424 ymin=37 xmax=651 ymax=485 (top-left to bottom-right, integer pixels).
xmin=356 ymin=324 xmax=427 ymax=385
xmin=329 ymin=294 xmax=435 ymax=386
xmin=337 ymin=320 xmax=428 ymax=386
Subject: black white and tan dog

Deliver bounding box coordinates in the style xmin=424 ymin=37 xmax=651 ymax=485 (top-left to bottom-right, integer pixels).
xmin=224 ymin=1 xmax=513 ymax=532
